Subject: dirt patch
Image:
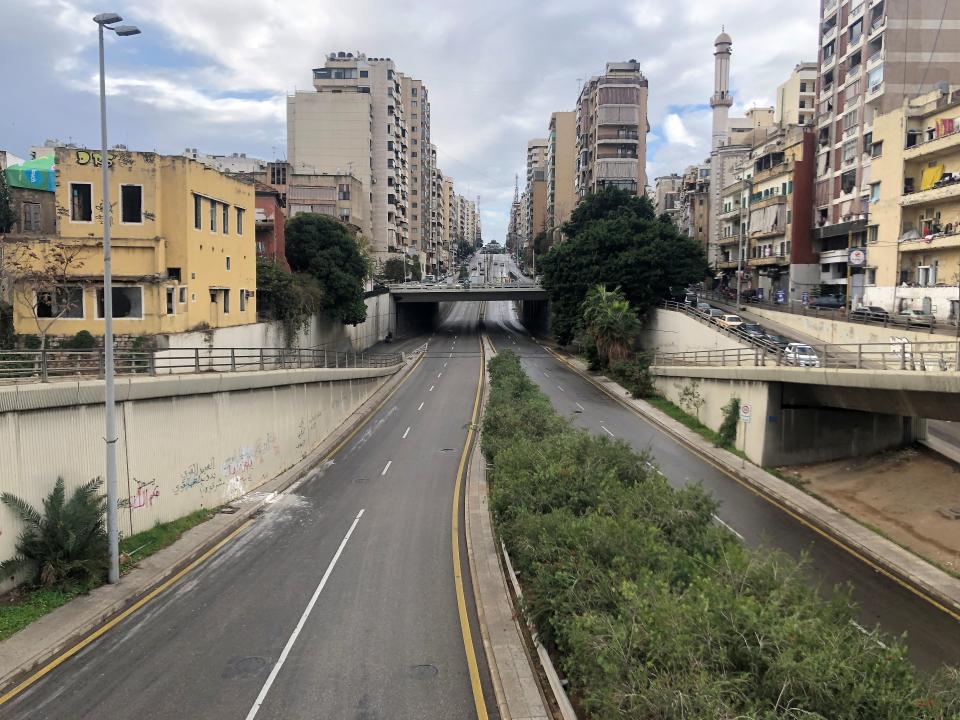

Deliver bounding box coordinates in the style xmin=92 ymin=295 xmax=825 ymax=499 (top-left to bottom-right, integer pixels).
xmin=781 ymin=445 xmax=960 ymax=575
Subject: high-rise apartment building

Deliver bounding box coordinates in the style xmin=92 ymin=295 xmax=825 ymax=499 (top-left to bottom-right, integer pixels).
xmin=653 ymin=174 xmax=683 ymax=222
xmin=814 ymin=0 xmax=960 ymax=303
xmin=547 ymin=111 xmax=577 ymax=230
xmin=575 ymin=61 xmax=649 ymax=198
xmin=775 ymin=62 xmax=818 ymax=127
xmin=400 ymin=74 xmax=433 ymax=270
xmin=288 ymin=52 xmax=411 ymax=265
xmin=524 ymin=138 xmax=549 ymax=246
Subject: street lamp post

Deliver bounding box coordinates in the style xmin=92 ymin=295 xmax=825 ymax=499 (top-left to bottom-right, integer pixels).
xmin=94 ymin=12 xmax=140 ymax=585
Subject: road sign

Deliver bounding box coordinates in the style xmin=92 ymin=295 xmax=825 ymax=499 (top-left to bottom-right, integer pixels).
xmin=801 ymin=291 xmax=810 ymax=306
xmin=739 ymin=403 xmax=752 ymax=423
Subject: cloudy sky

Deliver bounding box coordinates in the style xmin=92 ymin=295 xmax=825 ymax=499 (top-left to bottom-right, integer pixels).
xmin=2 ymin=0 xmax=819 ymax=242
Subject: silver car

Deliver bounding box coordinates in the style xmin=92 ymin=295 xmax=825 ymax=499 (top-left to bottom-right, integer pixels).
xmin=784 ymin=343 xmax=820 ymax=368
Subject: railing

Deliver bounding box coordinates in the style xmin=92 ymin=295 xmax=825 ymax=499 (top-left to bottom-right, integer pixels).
xmin=0 ymin=347 xmax=405 ymax=383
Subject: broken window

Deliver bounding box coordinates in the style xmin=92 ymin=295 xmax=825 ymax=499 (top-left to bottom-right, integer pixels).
xmin=222 ymin=288 xmax=230 ymax=314
xmin=166 ymin=287 xmax=175 ymax=315
xmin=236 ymin=208 xmax=244 ymax=235
xmin=239 ymin=288 xmax=246 ymax=312
xmin=120 ymin=185 xmax=142 ymax=223
xmin=22 ymin=202 xmax=41 ymax=231
xmin=96 ymin=286 xmax=144 ymax=319
xmin=167 ymin=267 xmax=182 ymax=282
xmin=70 ymin=183 xmax=93 ymax=222
xmin=194 ymin=194 xmax=202 ymax=229
xmin=840 ymin=169 xmax=857 ymax=194
xmin=37 ymin=286 xmax=84 ymax=318
xmin=178 ymin=286 xmax=187 ymax=304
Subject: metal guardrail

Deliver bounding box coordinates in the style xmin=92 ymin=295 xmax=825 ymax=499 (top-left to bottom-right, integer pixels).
xmin=0 ymin=347 xmax=405 ymax=383
xmin=387 ymin=281 xmax=540 ymax=290
xmin=657 ymin=301 xmax=960 ymax=372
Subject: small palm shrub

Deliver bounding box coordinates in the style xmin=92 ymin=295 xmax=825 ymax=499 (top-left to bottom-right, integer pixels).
xmin=1 ymin=477 xmax=108 ymax=589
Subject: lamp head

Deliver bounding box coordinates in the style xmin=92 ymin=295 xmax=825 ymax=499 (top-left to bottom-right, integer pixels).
xmin=113 ymin=25 xmax=141 ymax=36
xmin=93 ymin=12 xmax=122 ymax=25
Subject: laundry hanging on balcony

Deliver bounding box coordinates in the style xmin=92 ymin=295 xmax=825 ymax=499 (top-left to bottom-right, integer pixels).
xmin=920 ymin=162 xmax=945 ymax=191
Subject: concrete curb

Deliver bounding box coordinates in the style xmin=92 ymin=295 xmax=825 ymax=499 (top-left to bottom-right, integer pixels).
xmin=0 ymin=356 xmax=421 ymax=695
xmin=464 ymin=336 xmax=553 ymax=720
xmin=546 ymin=347 xmax=960 ymax=622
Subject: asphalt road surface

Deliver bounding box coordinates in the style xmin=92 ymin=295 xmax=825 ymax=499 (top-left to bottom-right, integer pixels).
xmin=484 ymin=299 xmax=960 ymax=673
xmin=0 ymin=301 xmax=495 ymax=720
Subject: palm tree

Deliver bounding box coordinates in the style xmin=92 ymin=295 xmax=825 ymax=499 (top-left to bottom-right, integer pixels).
xmin=1 ymin=477 xmax=108 ymax=588
xmin=581 ymin=285 xmax=641 ymax=367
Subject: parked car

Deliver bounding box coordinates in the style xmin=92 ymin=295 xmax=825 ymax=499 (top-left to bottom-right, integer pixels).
xmin=740 ymin=323 xmax=766 ymax=339
xmin=784 ymin=343 xmax=821 ymax=367
xmin=896 ymin=309 xmax=936 ymax=327
xmin=696 ymin=301 xmax=712 ymax=316
xmin=809 ymin=294 xmax=845 ymax=309
xmin=763 ymin=333 xmax=790 ymax=350
xmin=850 ymin=306 xmax=891 ymax=323
xmin=684 ymin=293 xmax=698 ymax=307
xmin=716 ymin=314 xmax=744 ymax=329
xmin=706 ymin=308 xmax=725 ymax=323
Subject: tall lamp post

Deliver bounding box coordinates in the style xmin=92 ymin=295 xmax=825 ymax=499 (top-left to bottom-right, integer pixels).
xmin=94 ymin=12 xmax=140 ymax=585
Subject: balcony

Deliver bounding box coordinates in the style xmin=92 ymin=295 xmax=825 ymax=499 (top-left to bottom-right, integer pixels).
xmin=867 ymin=49 xmax=884 ymax=69
xmin=899 ymin=230 xmax=960 ymax=253
xmin=904 ymin=127 xmax=960 ymax=161
xmin=717 ymin=259 xmax=740 ymax=270
xmin=719 ymin=234 xmax=742 ymax=246
xmin=869 ymin=16 xmax=886 ymax=37
xmin=748 ymin=254 xmax=788 ymax=267
xmin=822 ymin=25 xmax=838 ymax=45
xmin=901 ymin=181 xmax=960 ymax=207
xmin=719 ymin=206 xmax=742 ymax=220
xmin=819 ymin=248 xmax=849 ymax=264
xmin=750 ymin=193 xmax=787 ymax=210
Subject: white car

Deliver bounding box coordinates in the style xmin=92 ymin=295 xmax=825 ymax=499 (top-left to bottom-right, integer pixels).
xmin=716 ymin=314 xmax=743 ymax=329
xmin=784 ymin=343 xmax=820 ymax=367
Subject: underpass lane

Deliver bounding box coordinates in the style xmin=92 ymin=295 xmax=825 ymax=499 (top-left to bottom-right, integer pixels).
xmin=484 ymin=300 xmax=960 ymax=672
xmin=0 ymin=301 xmax=494 ymax=720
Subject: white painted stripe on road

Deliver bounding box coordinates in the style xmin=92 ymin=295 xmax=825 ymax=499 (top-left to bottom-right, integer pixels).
xmin=543 ymin=370 xmax=551 ymax=378
xmin=381 ymin=461 xmax=392 ymax=476
xmin=600 ymin=425 xmax=615 ymax=438
xmin=449 ymin=353 xmax=453 ymax=358
xmin=443 ymin=362 xmax=448 ymax=368
xmin=557 ymin=385 xmax=565 ymax=392
xmin=713 ymin=514 xmax=745 ymax=541
xmin=438 ymin=372 xmax=443 ymax=378
xmin=402 ymin=426 xmax=411 ymax=439
xmin=244 ymin=509 xmax=365 ymax=720
xmin=418 ymin=402 xmax=425 ymax=411
xmin=575 ymin=402 xmax=585 ymax=412
xmin=429 ymin=385 xmax=435 ymax=392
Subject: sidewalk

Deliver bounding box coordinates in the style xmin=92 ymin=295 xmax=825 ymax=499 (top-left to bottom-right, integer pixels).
xmin=0 ymin=356 xmax=419 ymax=695
xmin=550 ymin=349 xmax=960 ymax=620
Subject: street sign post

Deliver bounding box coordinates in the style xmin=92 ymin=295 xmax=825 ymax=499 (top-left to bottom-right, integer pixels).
xmin=739 ymin=402 xmax=752 ymax=423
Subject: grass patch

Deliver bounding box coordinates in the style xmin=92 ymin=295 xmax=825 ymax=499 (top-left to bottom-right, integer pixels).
xmin=120 ymin=507 xmax=218 ymax=571
xmin=0 ymin=508 xmax=218 ymax=642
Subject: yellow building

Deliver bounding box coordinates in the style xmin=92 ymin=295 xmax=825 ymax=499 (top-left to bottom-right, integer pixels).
xmin=8 ymin=147 xmax=256 ymax=337
xmin=868 ymin=88 xmax=960 ymax=320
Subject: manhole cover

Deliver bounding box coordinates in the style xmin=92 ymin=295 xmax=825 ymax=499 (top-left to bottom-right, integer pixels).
xmin=410 ymin=664 xmax=438 ymax=679
xmin=222 ymin=656 xmax=269 ymax=680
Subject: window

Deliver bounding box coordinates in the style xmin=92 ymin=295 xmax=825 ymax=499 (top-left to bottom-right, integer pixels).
xmin=222 ymin=204 xmax=229 ymax=234
xmin=411 ymin=87 xmax=417 ymax=97
xmin=96 ymin=286 xmax=144 ymax=319
xmin=800 ymin=81 xmax=808 ymax=92
xmin=179 ymin=286 xmax=187 ymax=304
xmin=223 ymin=288 xmax=230 ymax=314
xmin=338 ymin=184 xmax=351 ymax=200
xmin=799 ymin=99 xmax=806 ymax=109
xmin=359 ymin=70 xmax=368 ymax=78
xmin=270 ymin=164 xmax=287 ymax=185
xmin=867 ymin=225 xmax=879 ymax=244
xmin=210 ymin=199 xmax=217 ymax=231
xmin=226 ymin=256 xmax=232 ymax=271
xmin=194 ymin=194 xmax=202 ymax=229
xmin=120 ymin=185 xmax=142 ymax=223
xmin=843 ymin=139 xmax=858 ymax=163
xmin=412 ymin=151 xmax=418 ymax=157
xmin=867 ymin=65 xmax=883 ymax=92
xmin=236 ymin=208 xmax=244 ymax=234
xmin=167 ymin=267 xmax=182 ymax=282
xmin=866 ymin=267 xmax=877 ymax=285
xmin=869 ymin=182 xmax=881 ymax=204
xmin=36 ymin=286 xmax=84 ymax=319
xmin=22 ymin=202 xmax=41 ymax=231
xmin=239 ymin=289 xmax=246 ymax=312
xmin=871 ymin=140 xmax=884 ymax=157
xmin=70 ymin=183 xmax=93 ymax=222
xmin=339 ymin=208 xmax=350 ymax=223
xmin=412 ymin=202 xmax=418 ymax=208
xmin=840 ymin=169 xmax=857 ymax=194
xmin=166 ymin=287 xmax=175 ymax=315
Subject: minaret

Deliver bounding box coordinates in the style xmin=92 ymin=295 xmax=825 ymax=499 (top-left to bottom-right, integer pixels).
xmin=710 ymin=30 xmax=733 ymax=150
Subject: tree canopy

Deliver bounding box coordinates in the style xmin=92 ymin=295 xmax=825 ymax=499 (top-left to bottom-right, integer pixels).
xmin=540 ymin=187 xmax=707 ymax=344
xmin=581 ymin=285 xmax=641 ymax=367
xmin=285 ymin=213 xmax=369 ymax=325
xmin=256 ymin=257 xmax=324 ymax=344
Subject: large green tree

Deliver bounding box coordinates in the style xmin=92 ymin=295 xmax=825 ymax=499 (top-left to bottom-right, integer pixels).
xmin=256 ymin=257 xmax=324 ymax=343
xmin=285 ymin=214 xmax=370 ymax=325
xmin=580 ymin=285 xmax=641 ymax=367
xmin=540 ymin=187 xmax=707 ymax=344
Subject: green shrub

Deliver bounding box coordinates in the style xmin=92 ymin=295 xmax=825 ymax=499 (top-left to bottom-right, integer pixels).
xmin=62 ymin=330 xmax=97 ymax=350
xmin=0 ymin=477 xmax=108 ymax=589
xmin=608 ymin=357 xmax=655 ymax=398
xmin=483 ymin=349 xmax=958 ymax=718
xmin=718 ymin=396 xmax=740 ymax=448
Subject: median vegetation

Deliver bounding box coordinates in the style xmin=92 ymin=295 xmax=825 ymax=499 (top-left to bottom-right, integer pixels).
xmin=483 ymin=350 xmax=959 ymax=719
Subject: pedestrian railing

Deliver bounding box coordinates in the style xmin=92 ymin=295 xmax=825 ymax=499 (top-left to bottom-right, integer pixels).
xmin=0 ymin=347 xmax=405 ymax=383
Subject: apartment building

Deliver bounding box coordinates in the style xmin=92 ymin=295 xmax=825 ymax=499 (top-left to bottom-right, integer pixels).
xmin=575 ymin=60 xmax=649 ymax=198
xmin=547 ymin=112 xmax=577 ymax=230
xmin=254 ymin=182 xmax=286 ymax=266
xmin=3 ymin=147 xmax=256 ymax=337
xmin=866 ymin=87 xmax=960 ymax=321
xmin=183 ymin=149 xmax=266 ymax=174
xmin=775 ymin=63 xmax=818 ymax=127
xmin=678 ymin=164 xmax=711 ymax=246
xmin=400 ymin=74 xmax=432 ymax=269
xmin=430 ymin=158 xmax=447 ymax=273
xmin=653 ymin=174 xmax=683 ymax=223
xmin=288 ymin=52 xmax=407 ymax=264
xmin=814 ymin=0 xmax=960 ymax=304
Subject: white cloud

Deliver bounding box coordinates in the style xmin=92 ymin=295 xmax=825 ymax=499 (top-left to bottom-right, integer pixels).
xmin=664 ymin=114 xmax=697 ymax=147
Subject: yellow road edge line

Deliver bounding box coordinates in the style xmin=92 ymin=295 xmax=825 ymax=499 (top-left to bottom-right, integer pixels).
xmin=0 ymin=519 xmax=253 ymax=707
xmin=452 ymin=309 xmax=489 ymax=720
xmin=0 ymin=351 xmax=429 ymax=707
xmin=540 ymin=344 xmax=960 ymax=624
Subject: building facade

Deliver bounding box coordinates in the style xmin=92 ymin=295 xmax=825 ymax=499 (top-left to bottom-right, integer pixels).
xmin=653 ymin=174 xmax=683 ymax=223
xmin=4 ymin=147 xmax=256 ymax=337
xmin=254 ymin=182 xmax=286 ymax=266
xmin=775 ymin=62 xmax=818 ymax=127
xmin=547 ymin=111 xmax=577 ymax=231
xmin=575 ymin=60 xmax=649 ymax=199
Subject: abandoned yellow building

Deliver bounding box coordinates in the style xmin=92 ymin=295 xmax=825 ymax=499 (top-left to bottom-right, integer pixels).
xmin=4 ymin=146 xmax=257 ymax=337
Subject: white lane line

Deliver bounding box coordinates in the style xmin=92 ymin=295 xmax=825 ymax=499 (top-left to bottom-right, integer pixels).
xmin=244 ymin=509 xmax=365 ymax=720
xmin=443 ymin=362 xmax=448 ymax=368
xmin=429 ymin=385 xmax=435 ymax=392
xmin=557 ymin=385 xmax=565 ymax=393
xmin=418 ymin=402 xmax=425 ymax=411
xmin=713 ymin=514 xmax=745 ymax=541
xmin=402 ymin=426 xmax=411 ymax=439
xmin=543 ymin=370 xmax=551 ymax=378
xmin=575 ymin=402 xmax=585 ymax=412
xmin=449 ymin=353 xmax=453 ymax=358
xmin=600 ymin=425 xmax=615 ymax=438
xmin=437 ymin=372 xmax=443 ymax=378
xmin=381 ymin=461 xmax=392 ymax=476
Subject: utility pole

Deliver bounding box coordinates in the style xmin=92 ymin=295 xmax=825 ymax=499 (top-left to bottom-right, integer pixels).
xmin=736 ymin=175 xmax=753 ymax=310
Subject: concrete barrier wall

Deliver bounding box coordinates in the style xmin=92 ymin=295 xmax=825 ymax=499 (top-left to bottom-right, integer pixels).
xmin=747 ymin=306 xmax=958 ymax=347
xmin=641 ymin=309 xmax=753 ymax=353
xmin=0 ymin=364 xmax=400 ymax=565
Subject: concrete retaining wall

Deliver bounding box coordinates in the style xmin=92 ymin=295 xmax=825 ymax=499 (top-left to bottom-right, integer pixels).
xmin=0 ymin=364 xmax=400 ymax=567
xmin=641 ymin=309 xmax=753 ymax=354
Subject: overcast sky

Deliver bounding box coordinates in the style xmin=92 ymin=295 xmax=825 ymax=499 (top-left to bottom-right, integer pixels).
xmin=2 ymin=0 xmax=819 ymax=243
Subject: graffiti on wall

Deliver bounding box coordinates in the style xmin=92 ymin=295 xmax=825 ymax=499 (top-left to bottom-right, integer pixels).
xmin=174 ymin=458 xmax=217 ymax=495
xmin=118 ymin=478 xmax=160 ymax=511
xmin=174 ymin=433 xmax=282 ymax=501
xmin=74 ymin=149 xmax=135 ymax=168
xmin=296 ymin=412 xmax=323 ymax=451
